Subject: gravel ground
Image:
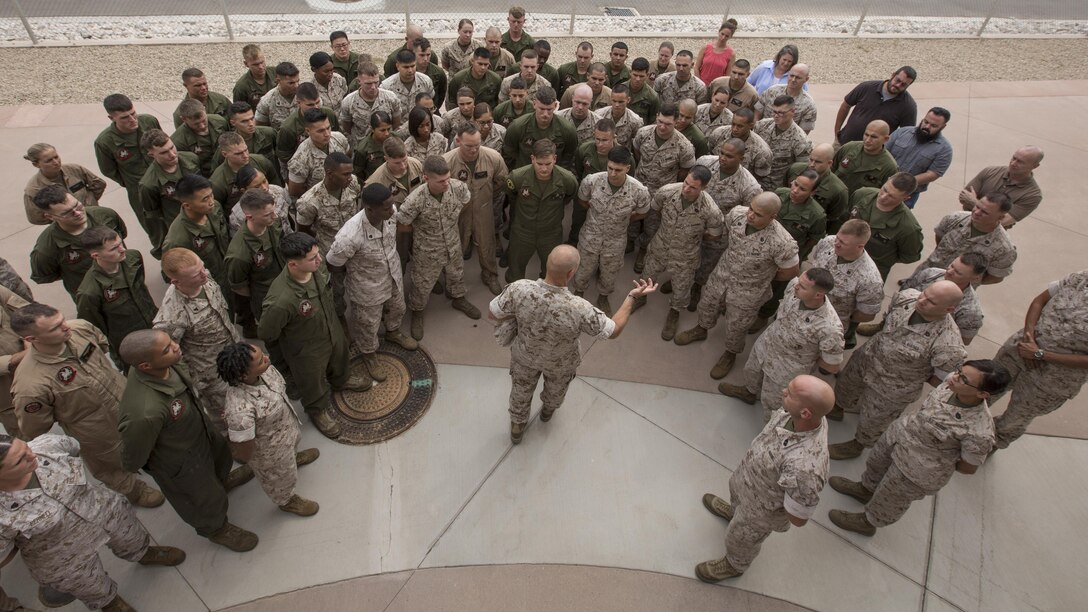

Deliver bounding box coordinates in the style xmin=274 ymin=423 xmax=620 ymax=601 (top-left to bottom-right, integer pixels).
xmin=2 ymin=36 xmax=1088 ymax=106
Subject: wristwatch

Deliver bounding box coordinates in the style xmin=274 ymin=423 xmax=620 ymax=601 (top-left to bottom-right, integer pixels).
xmin=1033 ymin=349 xmax=1045 ymax=361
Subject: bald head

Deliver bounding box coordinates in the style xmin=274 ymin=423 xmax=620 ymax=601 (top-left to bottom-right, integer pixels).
xmin=546 ymin=245 xmax=581 ymax=278
xmin=786 ymin=375 xmax=835 ymax=422
xmin=119 ymin=329 xmax=169 ymax=367
xmin=862 ymin=120 xmax=891 ymax=154
xmin=678 ymin=98 xmax=697 ymax=115
xmin=751 ymin=192 xmax=782 ymax=216
xmin=867 ymin=120 xmax=890 ymax=136
xmin=406 ymin=24 xmax=423 ymax=40
xmin=1010 ymin=146 xmax=1044 ymax=178
xmin=809 ymin=143 xmax=835 ymax=174
xmin=917 ymin=280 xmax=964 ymax=320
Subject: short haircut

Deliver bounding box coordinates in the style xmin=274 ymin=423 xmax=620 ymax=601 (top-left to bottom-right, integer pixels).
xmin=33 ymin=185 xmax=68 ymax=210
xmin=963 ymin=359 xmax=1011 ymax=395
xmin=734 ymin=58 xmax=751 ymax=71
xmin=309 ymin=51 xmax=333 ymax=70
xmin=510 ymin=77 xmax=527 ymax=91
xmin=534 ymin=86 xmax=557 ymax=106
xmin=242 ymin=44 xmax=262 ymax=60
xmin=676 ymin=50 xmax=694 ymax=60
xmin=472 ymin=47 xmax=491 ymax=60
xmin=734 ymin=107 xmax=755 ymax=123
xmin=228 ymin=101 xmax=253 ymax=118
xmin=280 ymin=231 xmax=318 ymax=259
xmin=457 ymin=124 xmax=481 ymax=139
xmin=175 ymin=174 xmax=212 ymax=200
xmin=534 ymin=40 xmax=550 ymax=53
xmin=329 ymin=30 xmax=348 ymax=43
xmin=806 ymin=267 xmax=835 ymax=293
xmin=658 ymin=103 xmax=679 ymax=119
xmin=520 ymin=50 xmax=538 ymax=64
xmin=929 ymin=106 xmax=951 ymax=122
xmin=161 ymin=247 xmax=202 ymax=278
xmin=531 ymin=138 xmax=556 ymax=158
xmin=631 ymin=57 xmax=650 ymax=71
xmin=370 ymin=110 xmax=393 ymax=128
xmin=361 ymin=183 xmax=391 ymax=207
xmin=216 ymin=342 xmax=257 ymax=387
xmin=588 ymin=62 xmax=607 ymax=74
xmin=772 ymin=94 xmax=795 ymax=109
xmin=303 ymin=107 xmax=328 ymax=125
xmin=103 ymin=94 xmax=134 ymax=114
xmin=689 ymin=165 xmax=711 ymax=186
xmin=981 ymin=192 xmax=1013 ymax=212
xmin=611 ymin=83 xmax=629 ymax=96
xmin=181 ymin=67 xmax=204 ymax=82
xmin=395 ymin=49 xmax=416 ymax=65
xmin=275 ymin=62 xmax=300 ymax=77
xmin=659 ymin=41 xmax=675 ymax=53
xmin=595 ymin=118 xmax=616 ymax=132
xmin=118 ymin=329 xmax=167 ymax=367
xmin=383 ymin=136 xmax=407 ymax=158
xmin=178 ymin=98 xmax=206 ymax=120
xmin=611 ymin=42 xmax=628 ymax=52
xmin=140 ymin=128 xmax=170 ymax=152
xmin=578 ymin=41 xmax=593 ymax=53
xmin=297 ymin=82 xmax=320 ymax=102
xmin=358 ymin=62 xmax=380 ymax=78
xmin=239 ymin=188 xmax=274 ymax=212
xmin=896 ymin=65 xmax=918 ymax=81
xmin=958 ymin=252 xmax=989 ymax=276
xmin=217 ymin=131 xmax=245 ymax=149
xmin=414 ymin=92 xmax=434 ymax=105
xmin=473 ymin=103 xmax=492 ymax=119
xmin=797 ymin=168 xmax=820 ymax=183
xmin=422 ymin=155 xmax=450 ymax=177
xmin=890 ymin=171 xmax=918 ymax=194
xmin=607 ymin=146 xmax=631 ymax=165
xmin=324 ymin=151 xmax=352 ymax=170
xmin=838 ymin=219 xmax=872 ymax=241
xmin=722 ymin=137 xmax=746 ymax=155
xmin=508 ymin=6 xmax=526 ymax=18
xmin=80 ymin=225 xmax=120 ymax=250
xmin=413 ymin=37 xmax=432 ymax=52
xmin=11 ymin=303 xmax=60 ymax=337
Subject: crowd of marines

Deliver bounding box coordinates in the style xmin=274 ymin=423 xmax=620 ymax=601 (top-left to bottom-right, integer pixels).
xmin=1 ymin=7 xmax=1083 ymax=610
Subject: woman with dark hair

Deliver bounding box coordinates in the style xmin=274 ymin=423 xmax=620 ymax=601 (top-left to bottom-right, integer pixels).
xmin=230 ymin=165 xmax=294 ymax=234
xmin=405 ymin=106 xmax=449 ymax=163
xmin=748 ymin=44 xmax=805 ymax=95
xmin=355 ymin=110 xmax=395 ymax=180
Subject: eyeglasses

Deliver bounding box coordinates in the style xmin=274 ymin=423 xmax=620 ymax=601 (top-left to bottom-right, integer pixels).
xmin=954 ymin=369 xmax=980 ymax=389
xmin=332 ymin=42 xmax=350 ymax=49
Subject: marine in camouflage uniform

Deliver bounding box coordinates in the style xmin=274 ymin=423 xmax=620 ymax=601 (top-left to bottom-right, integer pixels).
xmin=0 ymin=286 xmax=29 ymax=438
xmin=0 ymin=435 xmax=179 ymax=610
xmin=736 ymin=276 xmax=843 ymax=414
xmin=154 ymin=280 xmax=240 ymax=433
xmin=380 ymin=72 xmax=434 ymax=120
xmin=654 ymin=72 xmax=708 ymax=106
xmin=30 ymin=205 xmax=127 ymax=301
xmin=917 ymin=211 xmax=1017 ymax=281
xmin=277 ymin=106 xmax=341 ymax=169
xmin=833 ymin=288 xmax=966 ymax=451
xmin=594 ymin=106 xmax=643 ymax=149
xmin=12 ymin=318 xmax=160 ymax=504
xmin=75 ymin=249 xmax=158 ymax=367
xmin=641 ymin=181 xmax=724 ymax=312
xmin=631 ymin=122 xmax=697 ymax=251
xmin=314 ymin=72 xmax=349 ymax=114
xmin=708 ymin=126 xmax=773 ymax=187
xmin=807 ymin=235 xmax=884 ymax=329
xmin=340 ymin=88 xmax=403 ymax=148
xmin=397 ymin=178 xmax=473 ymax=315
xmin=572 ymin=171 xmax=651 ymax=302
xmin=288 ymin=132 xmax=353 ymax=193
xmin=756 ymin=86 xmax=817 ymax=133
xmin=753 ymin=117 xmax=811 ymax=190
xmin=901 ymin=266 xmax=984 ymax=343
xmin=296 ymin=173 xmax=361 ymax=312
xmin=691 ymin=151 xmax=762 ymax=288
xmin=990 ymin=271 xmax=1088 ymax=448
xmin=694 ymin=102 xmax=733 ymax=137
xmin=255 ymin=88 xmax=297 ymax=131
xmin=404 ymin=132 xmax=449 ymax=164
xmin=0 ymin=258 xmax=33 ymax=302
xmin=555 ymin=107 xmax=597 ymax=144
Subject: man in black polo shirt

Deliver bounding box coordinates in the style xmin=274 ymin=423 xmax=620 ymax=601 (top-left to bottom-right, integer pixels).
xmin=833 ymin=67 xmax=917 ymax=147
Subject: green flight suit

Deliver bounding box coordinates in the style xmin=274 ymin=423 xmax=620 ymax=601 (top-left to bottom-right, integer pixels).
xmin=555 ymin=62 xmax=588 ymax=98
xmin=383 ymin=45 xmax=440 ymax=77
xmin=627 ymin=85 xmax=661 ymax=126
xmin=171 ymin=114 xmax=230 ymax=177
xmin=446 ymin=68 xmax=502 ymax=110
xmin=422 ymin=62 xmax=448 ymax=111
xmin=332 ymin=51 xmax=360 ymax=81
xmin=832 ymin=141 xmax=900 ymax=196
xmin=172 ymin=92 xmax=232 ymax=130
xmin=353 ymin=135 xmax=386 ymax=182
xmin=788 ymin=162 xmax=850 ymax=234
xmin=161 ymin=206 xmax=231 ymax=293
xmin=276 ymin=108 xmax=341 ymax=167
xmin=681 ymin=124 xmax=710 ymax=157
xmin=493 ymin=100 xmax=530 ymax=129
xmin=848 ymin=188 xmax=925 ymax=281
xmin=225 ymin=223 xmax=284 ymax=322
xmin=75 ymin=250 xmax=158 ymax=368
xmin=30 ymin=207 xmax=127 ymax=299
xmin=758 ymin=188 xmax=828 ymax=319
xmin=119 ymin=362 xmax=231 ymax=537
xmin=138 ymin=151 xmax=202 ymax=255
xmin=209 ymin=155 xmax=280 ymax=212
xmin=502 ymin=113 xmax=578 ymax=170
xmin=233 ymin=67 xmax=277 ymax=108
xmin=500 ymin=31 xmax=536 ymax=62
xmin=258 ymin=265 xmax=348 ymax=416
xmin=606 ymin=64 xmax=631 ymax=88
xmin=504 ymin=165 xmax=579 ymax=282
xmin=93 ymin=114 xmax=160 ymax=234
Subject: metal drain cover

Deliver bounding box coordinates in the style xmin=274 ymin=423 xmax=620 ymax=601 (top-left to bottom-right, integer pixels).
xmin=602 ymin=7 xmax=640 ymax=17
xmin=328 ymin=340 xmax=438 ymax=445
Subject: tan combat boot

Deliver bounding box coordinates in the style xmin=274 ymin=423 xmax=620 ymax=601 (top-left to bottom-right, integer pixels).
xmin=829 ymin=509 xmax=876 ymax=536
xmin=310 ymin=409 xmax=342 ymax=439
xmin=130 ymin=483 xmax=165 ymax=508
xmin=661 ymin=309 xmax=680 ymax=341
xmin=710 ymin=351 xmax=736 ymax=379
xmin=695 ymin=557 xmax=742 ymax=582
xmin=138 ymin=546 xmax=186 ymax=566
xmin=673 ymin=325 xmax=708 ymax=346
xmin=342 ymin=368 xmax=375 ymax=391
xmin=100 ymin=595 xmax=136 ymax=612
xmin=483 ymin=274 xmax=503 ymax=296
xmin=208 ymin=522 xmax=259 ymax=552
xmin=362 ymin=353 xmax=387 ymax=382
xmin=701 ymin=493 xmax=734 ymax=521
xmin=829 ymin=476 xmax=874 ymax=504
xmin=828 ymin=438 xmax=865 ymax=460
xmin=857 ymin=319 xmax=885 ymax=336
xmin=718 ymin=382 xmax=757 ymax=404
xmin=410 ymin=309 xmax=425 ymax=340
xmin=295 ymin=448 xmax=320 ymax=466
xmin=224 ymin=465 xmax=254 ymax=492
xmin=510 ymin=421 xmax=526 ymax=444
xmin=279 ymin=494 xmax=320 ymax=517
xmin=451 ymin=297 xmax=481 ymax=319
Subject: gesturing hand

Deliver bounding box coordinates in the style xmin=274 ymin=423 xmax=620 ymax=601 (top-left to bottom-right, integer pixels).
xmin=628 ymin=278 xmax=659 ymax=298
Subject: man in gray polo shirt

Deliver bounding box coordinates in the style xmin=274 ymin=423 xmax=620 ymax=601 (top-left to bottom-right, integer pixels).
xmin=886 ymin=107 xmax=953 ymax=208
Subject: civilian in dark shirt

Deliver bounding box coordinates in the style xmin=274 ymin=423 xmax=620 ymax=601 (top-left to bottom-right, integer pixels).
xmin=834 ymin=67 xmax=917 ymax=146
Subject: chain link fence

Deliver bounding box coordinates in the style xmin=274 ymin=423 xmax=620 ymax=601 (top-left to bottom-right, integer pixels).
xmin=1 ymin=0 xmax=1085 ymax=44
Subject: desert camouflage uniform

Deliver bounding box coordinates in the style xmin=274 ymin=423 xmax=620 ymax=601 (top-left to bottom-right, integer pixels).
xmin=397 ymin=180 xmax=472 ymax=310
xmin=11 ymin=320 xmax=150 ymax=501
xmin=741 ymin=279 xmax=843 ymax=413
xmin=287 ymin=132 xmax=353 ymax=192
xmin=339 ymin=90 xmax=403 ymax=148
xmin=902 ymin=267 xmax=984 ymax=341
xmin=0 ymin=258 xmax=33 ymax=302
xmin=254 ymin=88 xmax=296 ymax=131
xmin=707 ymin=128 xmax=772 ymax=187
xmin=441 ymin=109 xmax=475 ymax=141
xmin=314 ymin=72 xmax=349 ymax=113
xmin=0 ymin=286 xmax=30 ymax=438
xmin=482 ymin=123 xmax=506 ymax=152
xmin=694 ymin=103 xmax=733 ymax=137
xmin=756 ymin=86 xmax=817 ymax=133
xmin=224 ymin=365 xmax=301 ymax=505
xmin=692 ymin=157 xmax=763 ymax=286
xmin=653 ymin=72 xmax=708 ymax=106
xmin=642 ymin=184 xmax=724 ymax=311
xmin=326 ymin=210 xmax=407 ymax=352
xmin=697 ymin=208 xmax=799 ymax=354
xmin=445 ymin=147 xmax=508 ymax=281
xmin=380 ymin=73 xmax=434 ymax=118
xmin=631 ymin=125 xmax=696 ymax=248
xmin=721 ymin=410 xmax=828 ymax=571
xmin=918 ymin=212 xmax=1017 ymax=282
xmin=442 ymin=39 xmax=481 ymax=74
xmin=573 ymin=173 xmax=652 ymax=296
xmin=835 ymin=288 xmax=966 ymax=446
xmin=229 ymin=184 xmax=295 ymax=236
xmin=498 ymin=74 xmax=544 ymax=104
xmin=489 ymin=279 xmax=615 ymax=423
xmin=296 ymin=178 xmax=362 ymax=253
xmin=153 ymin=281 xmax=240 ymax=433
xmin=808 ymin=235 xmax=884 ymax=327
xmin=861 ymin=381 xmax=994 ymax=526
xmin=991 ymin=271 xmax=1088 ymax=448
xmin=365 ymin=159 xmax=425 ymax=267
xmin=405 ymin=133 xmax=449 ymax=163
xmin=753 ymin=119 xmax=811 ymax=190
xmin=555 ymin=108 xmax=597 ymax=144
xmin=0 ymin=435 xmax=150 ymax=610
xmin=592 ymin=107 xmax=643 ymax=149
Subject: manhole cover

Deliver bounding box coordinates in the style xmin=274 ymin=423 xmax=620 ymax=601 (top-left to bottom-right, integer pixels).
xmin=602 ymin=7 xmax=640 ymax=17
xmin=328 ymin=340 xmax=437 ymax=445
